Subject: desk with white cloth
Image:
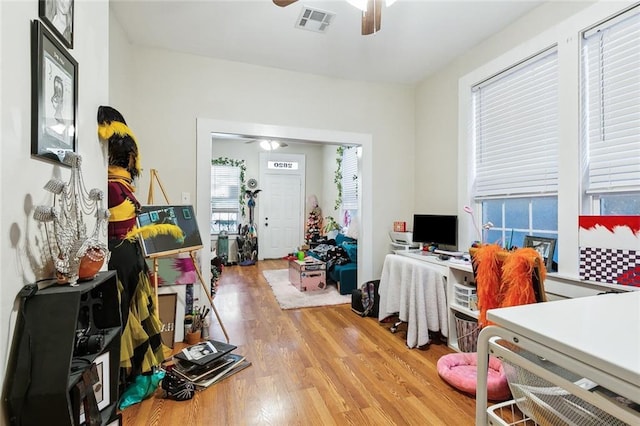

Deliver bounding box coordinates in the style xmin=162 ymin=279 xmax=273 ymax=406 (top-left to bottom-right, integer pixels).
xmin=378 ymin=254 xmax=448 ymax=348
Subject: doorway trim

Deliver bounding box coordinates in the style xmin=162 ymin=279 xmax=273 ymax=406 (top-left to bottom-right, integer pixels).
xmin=196 ymin=118 xmax=373 ymax=286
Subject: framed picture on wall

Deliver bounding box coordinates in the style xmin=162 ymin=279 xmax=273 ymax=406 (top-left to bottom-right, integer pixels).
xmin=31 ymin=20 xmax=78 ymax=165
xmin=39 ymin=0 xmax=74 ymax=49
xmin=524 ymin=236 xmax=556 ymax=272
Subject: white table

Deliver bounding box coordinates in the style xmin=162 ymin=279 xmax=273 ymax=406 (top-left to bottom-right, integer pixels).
xmin=476 ymin=291 xmax=640 ymax=425
xmin=378 ymin=254 xmax=449 ymax=348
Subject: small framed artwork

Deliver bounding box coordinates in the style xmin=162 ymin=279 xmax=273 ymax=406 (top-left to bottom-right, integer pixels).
xmin=79 ymin=352 xmax=110 ymax=423
xmin=524 ymin=236 xmax=556 ymax=272
xmin=39 ymin=0 xmax=74 ymax=49
xmin=31 ymin=20 xmax=78 ymax=165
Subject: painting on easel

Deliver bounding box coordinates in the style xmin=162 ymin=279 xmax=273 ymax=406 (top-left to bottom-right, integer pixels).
xmin=136 ymin=205 xmax=203 ymax=258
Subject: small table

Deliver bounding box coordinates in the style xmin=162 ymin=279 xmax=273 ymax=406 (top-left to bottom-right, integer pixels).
xmin=288 ymin=257 xmax=326 ymax=291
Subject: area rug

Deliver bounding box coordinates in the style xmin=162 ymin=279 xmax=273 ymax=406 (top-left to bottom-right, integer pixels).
xmin=262 ymin=269 xmax=351 ymax=310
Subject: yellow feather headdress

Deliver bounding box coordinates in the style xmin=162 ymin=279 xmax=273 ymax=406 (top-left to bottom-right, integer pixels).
xmin=97 ymin=121 xmax=142 ymax=177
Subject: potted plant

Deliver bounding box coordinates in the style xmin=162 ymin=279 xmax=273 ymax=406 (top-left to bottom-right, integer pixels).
xmin=324 ymin=216 xmax=341 ymax=240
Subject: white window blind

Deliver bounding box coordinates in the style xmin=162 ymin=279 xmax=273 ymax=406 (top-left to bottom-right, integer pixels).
xmin=211 ymin=165 xmax=241 ymax=211
xmin=582 ymin=6 xmax=640 ymax=194
xmin=341 ymin=147 xmax=359 ymax=210
xmin=473 ymin=48 xmax=559 ymax=199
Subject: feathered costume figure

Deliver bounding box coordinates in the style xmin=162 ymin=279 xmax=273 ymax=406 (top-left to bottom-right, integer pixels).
xmin=473 ymin=244 xmax=547 ymax=327
xmin=97 ymin=106 xmax=180 ymax=389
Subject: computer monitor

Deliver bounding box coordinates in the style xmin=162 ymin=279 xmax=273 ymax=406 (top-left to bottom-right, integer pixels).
xmin=412 ymin=214 xmax=458 ymax=249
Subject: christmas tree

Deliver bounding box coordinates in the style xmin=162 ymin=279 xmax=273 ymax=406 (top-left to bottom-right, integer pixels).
xmin=305 ymin=196 xmax=323 ymax=244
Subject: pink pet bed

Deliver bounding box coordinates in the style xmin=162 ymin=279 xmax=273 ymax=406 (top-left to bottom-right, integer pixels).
xmin=437 ymin=352 xmax=511 ymax=401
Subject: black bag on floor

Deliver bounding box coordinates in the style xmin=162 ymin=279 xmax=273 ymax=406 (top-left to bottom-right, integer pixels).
xmin=351 ymin=280 xmax=380 ymax=318
xmin=351 ymin=288 xmax=366 ymax=316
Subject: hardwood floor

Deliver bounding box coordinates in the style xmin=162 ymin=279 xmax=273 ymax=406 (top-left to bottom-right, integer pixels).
xmin=121 ymin=259 xmax=477 ymax=425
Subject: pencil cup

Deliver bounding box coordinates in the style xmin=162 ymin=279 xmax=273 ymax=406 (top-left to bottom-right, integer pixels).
xmin=185 ymin=329 xmax=201 ymax=345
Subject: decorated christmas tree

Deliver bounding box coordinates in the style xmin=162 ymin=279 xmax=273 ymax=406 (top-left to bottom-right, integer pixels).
xmin=305 ymin=195 xmax=323 ymax=244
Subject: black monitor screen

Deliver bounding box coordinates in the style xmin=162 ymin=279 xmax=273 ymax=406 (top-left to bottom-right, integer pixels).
xmin=412 ymin=214 xmax=458 ymax=248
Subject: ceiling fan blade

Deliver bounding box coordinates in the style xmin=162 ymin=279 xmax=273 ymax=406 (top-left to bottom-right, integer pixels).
xmin=273 ymin=0 xmax=298 ymax=7
xmin=362 ymin=0 xmax=382 ymax=35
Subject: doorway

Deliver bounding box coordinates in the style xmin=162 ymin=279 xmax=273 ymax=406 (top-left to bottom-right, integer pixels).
xmin=196 ymin=118 xmax=373 ymax=287
xmin=259 ymin=152 xmax=305 ymax=259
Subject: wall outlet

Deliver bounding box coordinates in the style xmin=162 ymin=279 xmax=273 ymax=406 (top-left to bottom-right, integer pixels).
xmin=181 ymin=192 xmax=190 ymax=204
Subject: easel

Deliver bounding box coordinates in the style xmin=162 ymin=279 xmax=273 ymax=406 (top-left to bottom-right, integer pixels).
xmin=146 ymin=168 xmax=229 ymax=343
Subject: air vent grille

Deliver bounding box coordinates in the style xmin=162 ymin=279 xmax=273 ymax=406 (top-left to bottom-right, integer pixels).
xmin=296 ymin=6 xmax=335 ymax=33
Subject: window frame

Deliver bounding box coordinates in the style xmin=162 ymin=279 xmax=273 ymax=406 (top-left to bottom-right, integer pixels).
xmin=210 ymin=162 xmax=243 ymax=235
xmin=580 ymin=5 xmax=640 ymax=215
xmin=458 ymin=2 xmax=636 ymax=277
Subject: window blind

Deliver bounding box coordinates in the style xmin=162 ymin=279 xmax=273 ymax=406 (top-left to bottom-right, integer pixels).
xmin=211 ymin=165 xmax=241 ymax=211
xmin=582 ymin=6 xmax=640 ymax=193
xmin=341 ymin=147 xmax=359 ymax=210
xmin=473 ymin=48 xmax=559 ymax=199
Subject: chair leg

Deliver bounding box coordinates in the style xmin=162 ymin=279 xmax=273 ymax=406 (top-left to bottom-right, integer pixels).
xmin=390 ymin=320 xmax=404 ymax=333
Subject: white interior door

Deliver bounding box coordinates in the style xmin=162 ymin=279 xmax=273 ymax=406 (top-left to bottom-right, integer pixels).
xmin=258 ymin=153 xmax=305 ymax=259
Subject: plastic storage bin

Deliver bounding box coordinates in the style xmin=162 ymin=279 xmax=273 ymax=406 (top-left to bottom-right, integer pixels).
xmin=454 ymin=283 xmax=478 ymax=310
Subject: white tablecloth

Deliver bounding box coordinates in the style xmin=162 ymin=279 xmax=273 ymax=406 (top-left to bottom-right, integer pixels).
xmin=378 ymin=254 xmax=448 ymax=348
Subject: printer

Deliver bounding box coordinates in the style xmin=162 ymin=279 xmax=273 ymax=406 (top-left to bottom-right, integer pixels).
xmin=389 ymin=231 xmax=420 ymax=251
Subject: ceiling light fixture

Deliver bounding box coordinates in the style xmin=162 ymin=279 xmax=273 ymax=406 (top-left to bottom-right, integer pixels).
xmin=259 ymin=140 xmax=287 ymax=150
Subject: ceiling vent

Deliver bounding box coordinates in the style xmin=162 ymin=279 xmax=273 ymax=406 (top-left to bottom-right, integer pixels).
xmin=296 ymin=6 xmax=335 ymax=33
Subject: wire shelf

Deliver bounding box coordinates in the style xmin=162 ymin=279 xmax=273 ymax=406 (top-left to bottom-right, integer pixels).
xmin=502 ymin=357 xmax=632 ymax=426
xmin=488 ymin=400 xmax=539 ymax=426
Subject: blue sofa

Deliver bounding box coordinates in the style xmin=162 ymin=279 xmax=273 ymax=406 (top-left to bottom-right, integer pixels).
xmin=309 ymin=233 xmax=358 ymax=295
xmin=331 ymin=262 xmax=358 ymax=295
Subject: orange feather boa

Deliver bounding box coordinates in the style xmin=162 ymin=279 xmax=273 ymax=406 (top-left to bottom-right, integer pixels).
xmin=473 ymin=245 xmax=546 ymax=327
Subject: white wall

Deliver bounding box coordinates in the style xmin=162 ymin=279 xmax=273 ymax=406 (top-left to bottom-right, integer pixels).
xmin=108 ymin=7 xmax=134 ymax=117
xmin=1 ymin=0 xmax=109 ymax=422
xmin=107 ymin=33 xmax=416 ymax=282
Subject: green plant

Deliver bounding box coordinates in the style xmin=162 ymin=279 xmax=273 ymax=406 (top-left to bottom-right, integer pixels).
xmin=324 ymin=216 xmax=340 ymax=234
xmin=334 ymin=146 xmax=344 ymax=210
xmin=211 ymin=157 xmax=247 ymax=217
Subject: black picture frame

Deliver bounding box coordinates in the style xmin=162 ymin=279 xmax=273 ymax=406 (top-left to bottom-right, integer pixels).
xmin=39 ymin=0 xmax=74 ymax=49
xmin=524 ymin=236 xmax=556 ymax=272
xmin=31 ymin=20 xmax=78 ymax=165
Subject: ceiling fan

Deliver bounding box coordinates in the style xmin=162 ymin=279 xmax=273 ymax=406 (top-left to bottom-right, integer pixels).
xmin=273 ymin=0 xmax=383 ymax=35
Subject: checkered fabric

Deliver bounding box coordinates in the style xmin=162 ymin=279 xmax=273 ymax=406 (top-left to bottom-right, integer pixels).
xmin=579 ymin=247 xmax=639 ymax=286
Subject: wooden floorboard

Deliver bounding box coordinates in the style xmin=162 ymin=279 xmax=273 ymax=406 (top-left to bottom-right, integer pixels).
xmin=120 ymin=259 xmax=478 ymax=425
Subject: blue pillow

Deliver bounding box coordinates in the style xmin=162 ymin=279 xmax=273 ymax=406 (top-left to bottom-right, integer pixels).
xmin=342 ymin=242 xmax=357 ymax=263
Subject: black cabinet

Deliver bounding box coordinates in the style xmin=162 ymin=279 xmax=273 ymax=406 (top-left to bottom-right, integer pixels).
xmin=6 ymin=271 xmax=121 ymax=425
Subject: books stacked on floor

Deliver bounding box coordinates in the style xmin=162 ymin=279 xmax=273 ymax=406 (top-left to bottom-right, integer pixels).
xmin=171 ymin=340 xmax=251 ymax=389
